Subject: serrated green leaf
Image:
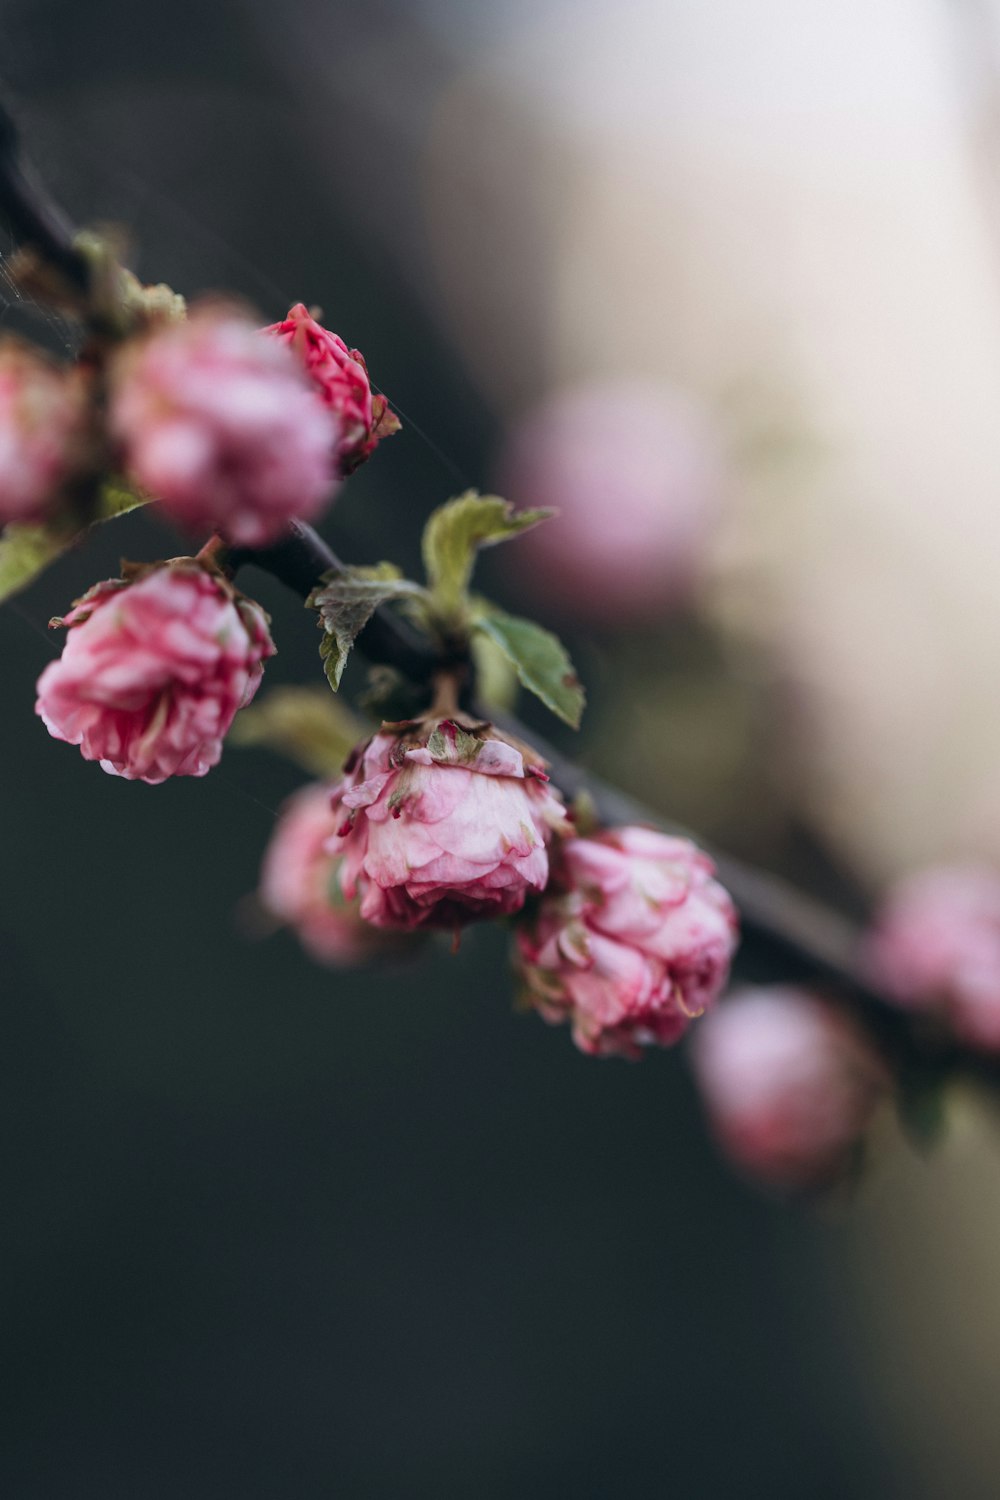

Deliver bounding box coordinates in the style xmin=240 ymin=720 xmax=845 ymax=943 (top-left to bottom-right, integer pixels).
xmin=308 ymin=564 xmax=426 ymax=691
xmin=421 ymin=492 xmax=552 ymax=622
xmin=0 ymin=480 xmax=149 ymax=605
xmin=473 ymin=609 xmax=585 ymax=728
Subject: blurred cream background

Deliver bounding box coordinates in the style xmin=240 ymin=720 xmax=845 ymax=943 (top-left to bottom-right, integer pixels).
xmin=256 ymin=0 xmax=1000 ymax=879
xmin=246 ymin=3 xmax=1000 ymax=1487
xmin=417 ymin=0 xmax=1000 ymax=884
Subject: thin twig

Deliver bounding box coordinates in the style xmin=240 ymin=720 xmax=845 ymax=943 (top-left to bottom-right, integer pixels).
xmin=0 ymin=98 xmax=89 ymax=294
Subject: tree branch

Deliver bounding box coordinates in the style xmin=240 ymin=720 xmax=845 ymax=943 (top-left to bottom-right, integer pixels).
xmin=0 ymin=98 xmax=89 ymax=295
xmin=228 ymin=522 xmax=443 ymax=684
xmin=235 ymin=520 xmax=999 ymax=1090
xmin=1 ymin=91 xmax=992 ymax=1093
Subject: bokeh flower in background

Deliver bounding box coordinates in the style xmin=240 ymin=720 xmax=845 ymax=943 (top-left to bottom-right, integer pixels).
xmin=868 ymin=865 xmax=1000 ymax=1050
xmin=109 ymin=306 xmax=340 ymax=545
xmin=691 ymin=986 xmax=888 ymax=1189
xmin=0 ymin=340 xmax=88 ymax=525
xmin=259 ymin=782 xmax=407 ymax=965
xmin=497 ymin=378 xmax=725 ymax=624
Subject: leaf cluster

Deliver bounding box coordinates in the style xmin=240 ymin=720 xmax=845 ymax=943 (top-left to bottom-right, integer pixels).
xmin=306 ymin=491 xmax=585 ymax=728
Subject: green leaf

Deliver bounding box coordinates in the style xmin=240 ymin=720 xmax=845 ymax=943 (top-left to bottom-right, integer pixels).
xmin=308 ymin=564 xmax=426 ymax=691
xmin=471 ymin=627 xmax=519 ymax=713
xmin=0 ymin=481 xmax=149 ymax=605
xmin=229 ymin=685 xmax=368 ymax=776
xmin=97 ymin=483 xmax=149 ymax=524
xmin=421 ymin=492 xmax=552 ymax=621
xmin=473 ymin=608 xmax=585 ymax=728
xmin=0 ymin=523 xmax=70 ymax=604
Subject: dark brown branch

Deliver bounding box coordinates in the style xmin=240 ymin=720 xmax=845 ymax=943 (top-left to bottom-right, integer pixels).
xmin=0 ymin=98 xmax=89 ymax=294
xmin=227 ymin=522 xmax=443 ymax=684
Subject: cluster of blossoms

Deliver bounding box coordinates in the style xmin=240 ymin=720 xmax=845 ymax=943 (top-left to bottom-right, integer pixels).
xmin=256 ymin=717 xmax=740 ymax=1059
xmin=14 ymin=263 xmax=740 ymax=1064
xmin=0 ymin=300 xmax=398 ymax=543
xmin=7 ymin=213 xmax=999 ymax=1203
xmin=12 ymin=297 xmax=397 ymax=787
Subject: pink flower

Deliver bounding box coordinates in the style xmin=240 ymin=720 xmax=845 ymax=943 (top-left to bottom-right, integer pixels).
xmin=498 ymin=379 xmax=724 ymax=624
xmin=263 ymin=304 xmax=400 ymax=474
xmin=109 ymin=307 xmax=340 ymax=546
xmin=327 ymin=718 xmax=569 ymax=931
xmin=36 ymin=560 xmax=275 ymax=783
xmin=867 ymin=864 xmax=1000 ymax=1049
xmin=259 ymin=782 xmax=403 ymax=965
xmin=690 ymin=987 xmax=887 ymax=1189
xmin=0 ymin=341 xmax=87 ymax=525
xmin=516 ymin=826 xmax=738 ymax=1058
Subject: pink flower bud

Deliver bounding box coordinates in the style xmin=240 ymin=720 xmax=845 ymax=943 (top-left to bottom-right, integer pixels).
xmin=109 ymin=307 xmax=340 ymax=546
xmin=516 ymin=826 xmax=738 ymax=1058
xmin=691 ymin=987 xmax=887 ymax=1189
xmin=867 ymin=864 xmax=1000 ymax=1049
xmin=259 ymin=782 xmax=404 ymax=965
xmin=0 ymin=341 xmax=87 ymax=525
xmin=263 ymin=304 xmax=400 ymax=474
xmin=327 ymin=718 xmax=570 ymax=931
xmin=35 ymin=560 xmax=275 ymax=784
xmin=498 ymin=380 xmax=724 ymax=624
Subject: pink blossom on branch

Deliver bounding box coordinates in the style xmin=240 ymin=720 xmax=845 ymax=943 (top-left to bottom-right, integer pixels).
xmin=259 ymin=782 xmax=407 ymax=965
xmin=516 ymin=826 xmax=738 ymax=1058
xmin=326 ymin=718 xmax=569 ymax=932
xmin=109 ymin=307 xmax=340 ymax=546
xmin=262 ymin=303 xmax=400 ymax=474
xmin=867 ymin=864 xmax=1000 ymax=1050
xmin=690 ymin=987 xmax=887 ymax=1190
xmin=36 ymin=560 xmax=275 ymax=784
xmin=0 ymin=341 xmax=87 ymax=525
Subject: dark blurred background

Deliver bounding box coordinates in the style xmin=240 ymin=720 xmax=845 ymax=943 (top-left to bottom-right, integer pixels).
xmin=4 ymin=0 xmax=1000 ymax=1495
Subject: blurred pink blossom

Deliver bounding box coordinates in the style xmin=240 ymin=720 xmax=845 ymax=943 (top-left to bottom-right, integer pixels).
xmin=327 ymin=719 xmax=569 ymax=932
xmin=691 ymin=987 xmax=887 ymax=1189
xmin=109 ymin=307 xmax=339 ymax=546
xmin=0 ymin=342 xmax=87 ymax=525
xmin=516 ymin=826 xmax=738 ymax=1058
xmin=868 ymin=864 xmax=1000 ymax=1050
xmin=36 ymin=561 xmax=274 ymax=784
xmin=259 ymin=782 xmax=397 ymax=965
xmin=498 ymin=380 xmax=724 ymax=622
